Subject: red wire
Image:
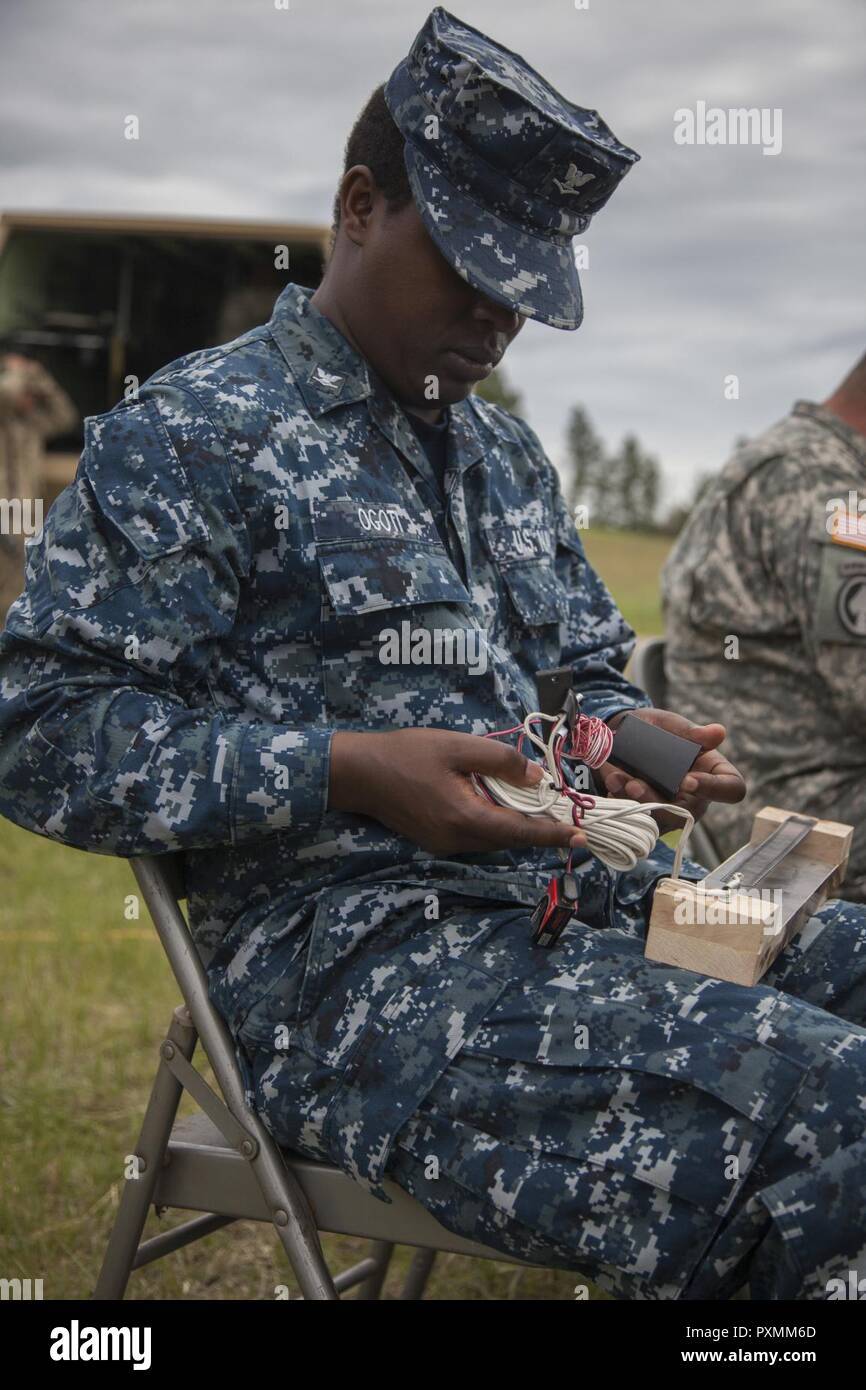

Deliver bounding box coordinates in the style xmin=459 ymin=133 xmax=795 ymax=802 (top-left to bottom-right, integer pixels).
xmin=480 ymin=712 xmax=608 ymax=832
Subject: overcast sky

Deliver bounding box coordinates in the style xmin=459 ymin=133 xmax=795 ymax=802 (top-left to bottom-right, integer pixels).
xmin=1 ymin=0 xmax=864 ymax=507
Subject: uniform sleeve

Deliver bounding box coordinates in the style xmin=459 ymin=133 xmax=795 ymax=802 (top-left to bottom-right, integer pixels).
xmin=0 ymin=383 xmax=333 ymax=856
xmin=755 ymin=460 xmax=866 ymax=734
xmin=513 ymin=414 xmax=651 ymax=721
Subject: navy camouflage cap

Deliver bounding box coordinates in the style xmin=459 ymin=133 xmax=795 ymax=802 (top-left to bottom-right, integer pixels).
xmin=384 ymin=7 xmax=640 ymax=331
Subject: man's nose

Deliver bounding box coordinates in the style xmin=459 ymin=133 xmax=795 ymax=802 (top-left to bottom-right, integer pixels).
xmin=468 ymin=290 xmax=524 ymax=338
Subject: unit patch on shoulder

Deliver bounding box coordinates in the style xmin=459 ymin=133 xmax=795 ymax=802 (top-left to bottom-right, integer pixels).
xmin=815 ymin=539 xmax=866 ymax=644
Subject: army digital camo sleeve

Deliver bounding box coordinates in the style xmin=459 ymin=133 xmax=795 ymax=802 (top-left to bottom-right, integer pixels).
xmin=0 ymin=385 xmax=333 ymax=856
xmin=761 ymin=456 xmax=866 ymax=735
xmin=668 ymin=440 xmax=866 ymax=737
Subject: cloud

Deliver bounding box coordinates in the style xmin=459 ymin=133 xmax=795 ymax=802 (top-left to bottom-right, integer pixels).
xmin=1 ymin=0 xmax=864 ymax=507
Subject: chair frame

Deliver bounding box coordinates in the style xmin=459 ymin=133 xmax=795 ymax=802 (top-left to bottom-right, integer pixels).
xmin=93 ymin=855 xmax=535 ymax=1301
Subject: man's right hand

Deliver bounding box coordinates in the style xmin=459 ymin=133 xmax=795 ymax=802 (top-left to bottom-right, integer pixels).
xmin=328 ymin=727 xmax=586 ymax=856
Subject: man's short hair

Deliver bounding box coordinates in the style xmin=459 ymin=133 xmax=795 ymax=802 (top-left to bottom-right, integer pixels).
xmin=331 ymin=83 xmax=413 ymax=231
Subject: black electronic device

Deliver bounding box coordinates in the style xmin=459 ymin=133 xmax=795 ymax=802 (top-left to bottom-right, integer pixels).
xmin=608 ymin=712 xmax=702 ymax=800
xmin=536 ymin=665 xmax=582 ymax=749
xmin=536 ymin=665 xmax=574 ymax=720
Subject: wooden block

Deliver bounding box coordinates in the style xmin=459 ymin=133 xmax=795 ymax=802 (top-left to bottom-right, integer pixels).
xmin=646 ymin=879 xmax=781 ymax=986
xmin=750 ymin=806 xmax=853 ymax=870
xmin=645 ymin=805 xmax=854 ymax=986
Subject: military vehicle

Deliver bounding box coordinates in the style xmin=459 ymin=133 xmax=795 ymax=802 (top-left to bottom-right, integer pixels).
xmin=0 ymin=210 xmax=329 ymax=504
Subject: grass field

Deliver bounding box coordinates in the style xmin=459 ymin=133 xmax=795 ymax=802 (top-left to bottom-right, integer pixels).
xmin=581 ymin=526 xmax=672 ymax=637
xmin=0 ymin=530 xmax=667 ymax=1300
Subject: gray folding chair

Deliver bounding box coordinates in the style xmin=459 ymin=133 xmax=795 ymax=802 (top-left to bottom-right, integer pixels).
xmin=628 ymin=637 xmax=722 ymax=870
xmin=93 ymin=853 xmax=541 ymax=1301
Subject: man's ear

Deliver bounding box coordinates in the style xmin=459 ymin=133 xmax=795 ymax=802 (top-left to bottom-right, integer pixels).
xmin=339 ymin=166 xmax=377 ymax=245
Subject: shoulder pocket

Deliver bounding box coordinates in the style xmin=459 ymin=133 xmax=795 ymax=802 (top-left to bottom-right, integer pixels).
xmin=23 ymin=399 xmax=213 ymax=635
xmin=83 ymin=398 xmax=210 ymax=559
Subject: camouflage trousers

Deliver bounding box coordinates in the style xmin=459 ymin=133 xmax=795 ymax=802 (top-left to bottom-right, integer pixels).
xmin=239 ymin=859 xmax=866 ymax=1301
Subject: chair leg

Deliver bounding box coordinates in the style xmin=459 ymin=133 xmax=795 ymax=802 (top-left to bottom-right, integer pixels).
xmin=354 ymin=1241 xmax=395 ymax=1299
xmin=238 ymin=1127 xmax=339 ymax=1300
xmin=399 ymin=1247 xmax=438 ymax=1300
xmin=92 ymin=1006 xmax=197 ymax=1300
xmin=268 ymin=1211 xmax=340 ymax=1301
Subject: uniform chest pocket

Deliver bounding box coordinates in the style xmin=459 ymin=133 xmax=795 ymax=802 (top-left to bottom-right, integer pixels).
xmin=481 ymin=521 xmax=566 ymax=627
xmin=313 ymin=532 xmax=477 ymax=719
xmin=316 ymin=536 xmax=471 ymax=616
xmin=311 ymin=495 xmax=472 ymax=616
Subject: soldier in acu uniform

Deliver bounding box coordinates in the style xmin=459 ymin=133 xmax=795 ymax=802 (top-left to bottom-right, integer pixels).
xmin=1 ymin=8 xmax=866 ymax=1299
xmin=663 ymin=353 xmax=866 ymax=902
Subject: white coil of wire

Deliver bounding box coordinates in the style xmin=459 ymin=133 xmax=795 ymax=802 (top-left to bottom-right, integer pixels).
xmin=475 ymin=710 xmax=694 ymax=877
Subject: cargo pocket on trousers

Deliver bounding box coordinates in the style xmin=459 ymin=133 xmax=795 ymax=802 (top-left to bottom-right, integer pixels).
xmin=237 ymin=879 xmax=523 ymax=1197
xmin=462 ymin=982 xmax=808 ymax=1242
xmin=292 ymin=878 xmax=513 ymax=1046
xmin=320 ymin=957 xmax=508 ymax=1200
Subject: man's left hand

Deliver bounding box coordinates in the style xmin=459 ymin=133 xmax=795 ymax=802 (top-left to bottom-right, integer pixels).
xmin=599 ymin=708 xmax=746 ymax=828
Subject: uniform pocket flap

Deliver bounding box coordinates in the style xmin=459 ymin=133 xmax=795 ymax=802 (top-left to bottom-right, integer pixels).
xmin=461 ymin=983 xmax=807 ymax=1223
xmin=481 ymin=523 xmax=565 ymax=625
xmin=322 ymin=959 xmax=507 ymax=1197
xmin=83 ymin=399 xmax=210 ymax=559
xmin=499 ymin=562 xmax=565 ymax=625
xmin=468 ymin=988 xmax=806 ymax=1136
xmin=317 ymin=537 xmax=471 ymax=615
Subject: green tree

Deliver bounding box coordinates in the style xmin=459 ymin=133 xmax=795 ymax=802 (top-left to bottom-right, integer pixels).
xmin=598 ymin=435 xmax=662 ymax=532
xmin=615 ymin=434 xmax=644 ymax=529
xmin=563 ymin=404 xmax=606 ymax=523
xmin=637 ymin=449 xmax=661 ymax=531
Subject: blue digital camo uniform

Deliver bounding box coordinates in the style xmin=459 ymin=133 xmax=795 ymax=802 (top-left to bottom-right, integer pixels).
xmin=1 ymin=283 xmax=866 ymax=1300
